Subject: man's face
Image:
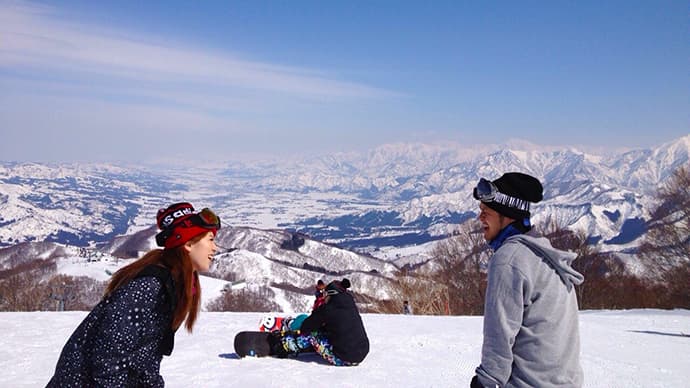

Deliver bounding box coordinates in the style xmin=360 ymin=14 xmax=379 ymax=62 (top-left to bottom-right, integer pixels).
xmin=478 ymin=203 xmax=514 ymax=242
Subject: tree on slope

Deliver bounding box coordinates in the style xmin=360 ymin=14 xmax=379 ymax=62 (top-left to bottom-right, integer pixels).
xmin=430 ymin=220 xmax=489 ymax=315
xmin=638 ymin=166 xmax=690 ymax=308
xmin=372 ymin=221 xmax=489 ymax=316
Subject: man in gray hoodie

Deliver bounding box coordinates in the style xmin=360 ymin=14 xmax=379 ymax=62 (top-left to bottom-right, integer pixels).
xmin=470 ymin=172 xmax=584 ymax=388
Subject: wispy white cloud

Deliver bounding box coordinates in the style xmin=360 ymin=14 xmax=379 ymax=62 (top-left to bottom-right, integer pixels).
xmin=0 ymin=1 xmax=408 ymax=162
xmin=0 ymin=1 xmax=399 ymax=103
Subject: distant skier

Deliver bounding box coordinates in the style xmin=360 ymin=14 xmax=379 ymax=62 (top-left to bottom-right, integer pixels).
xmin=469 ymin=173 xmax=584 ymax=388
xmin=269 ymin=278 xmax=369 ymax=366
xmin=402 ymin=300 xmax=412 ymax=315
xmin=47 ymin=202 xmax=221 ymax=387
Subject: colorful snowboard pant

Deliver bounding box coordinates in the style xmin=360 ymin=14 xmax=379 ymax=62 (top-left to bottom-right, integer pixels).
xmin=280 ymin=331 xmax=357 ymax=366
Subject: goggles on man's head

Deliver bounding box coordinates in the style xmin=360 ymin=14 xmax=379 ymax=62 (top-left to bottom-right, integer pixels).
xmin=474 ymin=178 xmax=498 ymax=202
xmin=473 ymin=178 xmax=531 ymax=212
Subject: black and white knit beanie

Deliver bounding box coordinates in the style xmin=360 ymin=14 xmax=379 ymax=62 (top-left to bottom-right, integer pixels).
xmin=474 ymin=172 xmax=543 ymax=221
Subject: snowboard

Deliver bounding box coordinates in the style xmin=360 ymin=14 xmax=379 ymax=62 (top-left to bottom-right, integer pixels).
xmin=259 ymin=314 xmax=308 ymax=333
xmin=234 ymin=331 xmax=273 ymax=357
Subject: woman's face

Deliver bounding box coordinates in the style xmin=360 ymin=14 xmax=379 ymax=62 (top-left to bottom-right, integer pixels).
xmin=184 ymin=231 xmax=217 ymax=272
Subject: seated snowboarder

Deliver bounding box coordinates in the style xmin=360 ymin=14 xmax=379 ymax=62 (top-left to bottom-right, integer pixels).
xmin=269 ymin=278 xmax=369 ymax=366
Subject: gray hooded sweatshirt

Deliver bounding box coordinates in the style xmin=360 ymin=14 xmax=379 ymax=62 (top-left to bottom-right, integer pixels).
xmin=476 ymin=234 xmax=584 ymax=388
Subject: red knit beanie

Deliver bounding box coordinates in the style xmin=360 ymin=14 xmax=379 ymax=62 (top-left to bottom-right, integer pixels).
xmin=155 ymin=202 xmax=218 ymax=249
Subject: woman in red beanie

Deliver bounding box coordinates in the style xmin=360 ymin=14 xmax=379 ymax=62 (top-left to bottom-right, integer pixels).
xmin=47 ymin=202 xmax=221 ymax=387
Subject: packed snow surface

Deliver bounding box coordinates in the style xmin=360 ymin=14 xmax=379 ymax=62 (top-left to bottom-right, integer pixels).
xmin=1 ymin=309 xmax=689 ymax=387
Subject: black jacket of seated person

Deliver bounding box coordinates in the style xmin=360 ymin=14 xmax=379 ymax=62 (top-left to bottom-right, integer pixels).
xmin=300 ymin=279 xmax=370 ymax=363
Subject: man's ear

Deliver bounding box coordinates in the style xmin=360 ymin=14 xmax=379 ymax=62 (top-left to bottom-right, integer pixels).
xmin=499 ymin=215 xmax=515 ymax=229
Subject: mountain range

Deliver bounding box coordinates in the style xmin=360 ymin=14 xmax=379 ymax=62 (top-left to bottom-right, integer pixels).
xmin=0 ymin=135 xmax=688 ymax=309
xmin=1 ymin=135 xmax=688 ymax=253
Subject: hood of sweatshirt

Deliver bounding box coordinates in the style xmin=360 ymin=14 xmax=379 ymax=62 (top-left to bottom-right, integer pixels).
xmin=509 ymin=234 xmax=585 ymax=291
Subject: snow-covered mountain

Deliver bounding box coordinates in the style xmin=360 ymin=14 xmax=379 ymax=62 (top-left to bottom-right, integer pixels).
xmin=0 ymin=225 xmax=399 ymax=312
xmin=0 ymin=162 xmax=176 ymax=246
xmin=280 ymin=135 xmax=689 ymax=252
xmin=210 ymin=226 xmax=397 ymax=309
xmin=1 ymin=135 xmax=688 ymax=255
xmin=2 ymin=135 xmax=687 ymax=311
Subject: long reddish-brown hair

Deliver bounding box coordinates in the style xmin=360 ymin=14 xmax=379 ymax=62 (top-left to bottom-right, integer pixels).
xmin=105 ymin=233 xmax=205 ymax=332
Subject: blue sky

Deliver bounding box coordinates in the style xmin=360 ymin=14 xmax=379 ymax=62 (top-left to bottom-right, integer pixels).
xmin=1 ymin=0 xmax=688 ymax=162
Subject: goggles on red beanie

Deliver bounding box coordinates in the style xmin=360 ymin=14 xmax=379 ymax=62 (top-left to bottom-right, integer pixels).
xmin=155 ymin=202 xmax=221 ymax=249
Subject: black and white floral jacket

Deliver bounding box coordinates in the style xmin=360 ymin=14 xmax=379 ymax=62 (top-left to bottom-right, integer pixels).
xmin=47 ymin=266 xmax=176 ymax=387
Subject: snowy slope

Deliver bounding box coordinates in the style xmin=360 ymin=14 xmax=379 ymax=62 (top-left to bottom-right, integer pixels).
xmin=53 ymin=254 xmax=231 ymax=311
xmin=2 ymin=309 xmax=689 ymax=387
xmin=203 ymin=226 xmax=398 ymax=310
xmin=5 ymin=223 xmax=400 ymax=313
